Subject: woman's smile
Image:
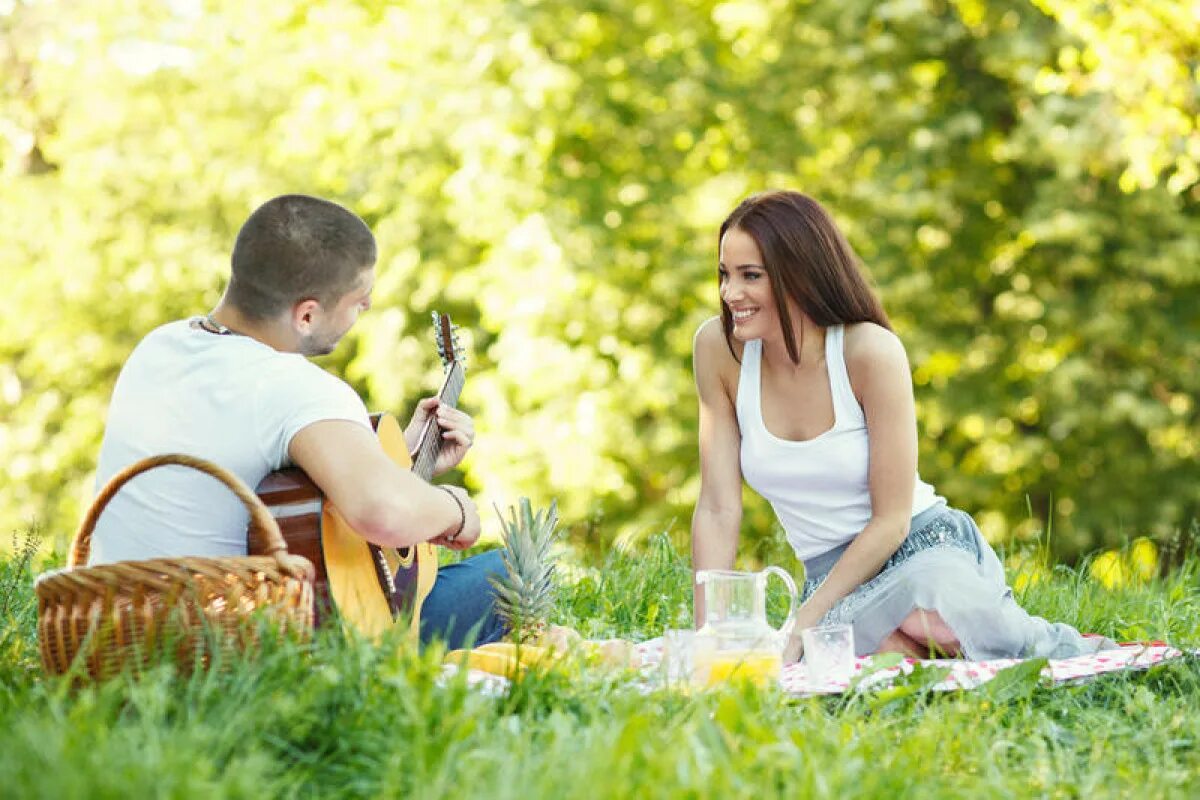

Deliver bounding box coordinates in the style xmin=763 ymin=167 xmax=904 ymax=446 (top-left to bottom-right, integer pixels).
xmin=720 ymin=227 xmax=778 ymax=340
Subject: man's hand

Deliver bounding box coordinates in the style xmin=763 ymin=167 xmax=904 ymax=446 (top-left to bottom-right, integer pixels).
xmin=427 ymin=485 xmax=481 ymax=551
xmin=405 ymin=397 xmax=475 ymax=476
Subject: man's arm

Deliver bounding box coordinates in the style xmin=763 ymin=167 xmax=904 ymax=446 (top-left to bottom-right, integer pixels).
xmin=288 ymin=419 xmax=481 ymax=549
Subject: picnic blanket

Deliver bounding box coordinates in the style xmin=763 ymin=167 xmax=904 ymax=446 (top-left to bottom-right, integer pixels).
xmin=444 ymin=639 xmax=1188 ymax=697
xmin=635 ymin=637 xmax=1187 ymax=696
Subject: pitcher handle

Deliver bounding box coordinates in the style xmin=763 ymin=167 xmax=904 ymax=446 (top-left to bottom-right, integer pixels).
xmin=762 ymin=566 xmax=800 ymax=641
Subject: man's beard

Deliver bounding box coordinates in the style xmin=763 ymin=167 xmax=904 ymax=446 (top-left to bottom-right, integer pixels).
xmin=298 ymin=329 xmax=340 ymax=356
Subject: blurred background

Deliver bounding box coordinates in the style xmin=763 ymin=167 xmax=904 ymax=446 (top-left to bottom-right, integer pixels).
xmin=1 ymin=0 xmax=1197 ymax=568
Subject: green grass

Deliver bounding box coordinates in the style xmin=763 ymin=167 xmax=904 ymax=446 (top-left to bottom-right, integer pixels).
xmin=2 ymin=530 xmax=1198 ymax=799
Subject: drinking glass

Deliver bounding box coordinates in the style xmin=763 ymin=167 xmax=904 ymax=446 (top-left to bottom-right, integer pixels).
xmin=800 ymin=624 xmax=855 ymax=682
xmin=661 ymin=628 xmax=696 ymax=683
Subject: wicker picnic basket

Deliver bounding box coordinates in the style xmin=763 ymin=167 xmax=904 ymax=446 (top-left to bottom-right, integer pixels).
xmin=35 ymin=453 xmax=316 ymax=681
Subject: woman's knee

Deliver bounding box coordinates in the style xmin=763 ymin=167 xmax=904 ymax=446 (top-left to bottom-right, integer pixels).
xmin=899 ymin=609 xmax=961 ymax=655
xmin=876 ymin=629 xmax=926 ymax=659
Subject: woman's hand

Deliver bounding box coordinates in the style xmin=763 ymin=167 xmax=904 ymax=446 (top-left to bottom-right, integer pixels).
xmin=782 ymin=633 xmax=804 ymax=664
xmin=781 ymin=603 xmax=828 ymax=664
xmin=405 ymin=397 xmax=475 ymax=476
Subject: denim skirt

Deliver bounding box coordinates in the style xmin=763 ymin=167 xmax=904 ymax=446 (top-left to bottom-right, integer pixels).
xmin=801 ymin=503 xmax=1115 ymax=659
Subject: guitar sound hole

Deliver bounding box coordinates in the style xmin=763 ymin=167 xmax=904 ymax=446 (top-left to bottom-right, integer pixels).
xmin=397 ymin=547 xmax=410 ymax=559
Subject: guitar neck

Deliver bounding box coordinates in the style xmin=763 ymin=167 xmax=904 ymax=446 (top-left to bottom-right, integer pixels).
xmin=410 ymin=362 xmax=465 ymax=481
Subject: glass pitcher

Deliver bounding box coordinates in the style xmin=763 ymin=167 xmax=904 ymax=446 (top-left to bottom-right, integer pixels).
xmin=693 ymin=567 xmax=799 ymax=687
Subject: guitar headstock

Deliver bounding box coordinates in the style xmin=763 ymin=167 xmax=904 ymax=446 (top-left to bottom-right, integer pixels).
xmin=432 ymin=311 xmax=465 ymax=373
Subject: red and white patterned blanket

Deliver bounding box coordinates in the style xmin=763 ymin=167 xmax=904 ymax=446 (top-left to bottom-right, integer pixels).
xmin=633 ymin=638 xmax=1186 ymax=696
xmin=443 ymin=640 xmax=1188 ymax=696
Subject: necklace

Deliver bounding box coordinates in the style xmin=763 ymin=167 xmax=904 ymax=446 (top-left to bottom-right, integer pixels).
xmin=199 ymin=313 xmax=239 ymax=336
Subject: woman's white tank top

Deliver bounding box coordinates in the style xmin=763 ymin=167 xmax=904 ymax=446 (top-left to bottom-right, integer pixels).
xmin=737 ymin=325 xmax=942 ymax=560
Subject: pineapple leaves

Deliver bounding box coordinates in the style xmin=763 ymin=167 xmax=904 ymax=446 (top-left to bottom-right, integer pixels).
xmin=490 ymin=498 xmax=562 ymax=643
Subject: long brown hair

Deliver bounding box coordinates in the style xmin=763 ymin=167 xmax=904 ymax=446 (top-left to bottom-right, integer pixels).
xmin=719 ymin=190 xmax=891 ymax=364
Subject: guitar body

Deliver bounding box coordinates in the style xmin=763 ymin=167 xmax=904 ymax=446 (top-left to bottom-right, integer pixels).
xmin=255 ymin=413 xmax=437 ymax=640
xmin=255 ymin=311 xmax=464 ymax=641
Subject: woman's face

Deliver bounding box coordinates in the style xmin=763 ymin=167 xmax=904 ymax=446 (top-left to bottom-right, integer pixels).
xmin=719 ymin=226 xmax=779 ymax=342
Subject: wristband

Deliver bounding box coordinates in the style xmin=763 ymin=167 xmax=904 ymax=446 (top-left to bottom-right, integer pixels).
xmin=439 ymin=486 xmax=466 ymax=542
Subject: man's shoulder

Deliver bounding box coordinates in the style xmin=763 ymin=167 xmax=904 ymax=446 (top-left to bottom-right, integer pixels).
xmin=259 ymin=349 xmax=351 ymax=388
xmin=114 ymin=320 xmax=197 ymax=379
xmin=128 ymin=320 xmax=358 ymax=403
xmin=129 ymin=318 xmax=192 ymax=351
xmin=254 ymin=353 xmax=367 ymax=417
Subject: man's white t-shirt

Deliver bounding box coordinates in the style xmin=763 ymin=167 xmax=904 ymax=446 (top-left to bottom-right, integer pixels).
xmin=88 ymin=319 xmax=372 ymax=565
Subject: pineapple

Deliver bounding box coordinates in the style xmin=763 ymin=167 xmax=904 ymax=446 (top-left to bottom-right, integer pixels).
xmin=490 ymin=498 xmax=562 ymax=645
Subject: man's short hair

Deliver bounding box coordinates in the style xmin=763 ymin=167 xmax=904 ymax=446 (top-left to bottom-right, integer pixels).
xmin=227 ymin=194 xmax=377 ymax=320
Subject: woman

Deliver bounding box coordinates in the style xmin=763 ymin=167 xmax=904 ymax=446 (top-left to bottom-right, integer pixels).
xmin=691 ymin=190 xmax=1112 ymax=660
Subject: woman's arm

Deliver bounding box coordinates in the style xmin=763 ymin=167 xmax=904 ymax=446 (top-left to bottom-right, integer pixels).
xmin=785 ymin=324 xmax=921 ymax=656
xmin=691 ymin=318 xmax=745 ymax=627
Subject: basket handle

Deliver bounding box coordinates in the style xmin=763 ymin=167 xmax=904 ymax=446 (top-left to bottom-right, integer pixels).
xmin=71 ymin=453 xmax=307 ymax=579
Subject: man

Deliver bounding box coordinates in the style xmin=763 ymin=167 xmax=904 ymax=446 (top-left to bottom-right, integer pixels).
xmin=89 ymin=194 xmax=505 ymax=648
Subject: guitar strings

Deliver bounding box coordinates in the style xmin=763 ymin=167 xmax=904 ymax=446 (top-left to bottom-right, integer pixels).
xmin=413 ymin=367 xmax=466 ymax=481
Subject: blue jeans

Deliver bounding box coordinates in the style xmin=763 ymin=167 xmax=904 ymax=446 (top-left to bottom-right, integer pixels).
xmin=418 ymin=548 xmax=508 ymax=649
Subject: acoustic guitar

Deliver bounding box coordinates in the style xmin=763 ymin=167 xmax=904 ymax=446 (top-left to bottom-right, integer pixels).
xmin=254 ymin=312 xmax=466 ymax=640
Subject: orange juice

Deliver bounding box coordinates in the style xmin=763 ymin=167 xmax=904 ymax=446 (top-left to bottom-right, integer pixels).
xmin=700 ymin=649 xmax=781 ymax=688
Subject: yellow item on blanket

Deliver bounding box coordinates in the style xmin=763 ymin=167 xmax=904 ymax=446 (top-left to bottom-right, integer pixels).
xmin=477 ymin=641 xmax=556 ymax=666
xmin=444 ymin=637 xmax=638 ymax=677
xmin=443 ymin=641 xmax=557 ymax=676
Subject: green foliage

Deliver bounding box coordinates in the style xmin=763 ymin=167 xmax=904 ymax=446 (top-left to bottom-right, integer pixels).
xmin=2 ymin=538 xmax=1200 ymax=797
xmin=556 ymin=531 xmax=694 ymax=637
xmin=1033 ymin=0 xmax=1200 ymax=193
xmin=1 ymin=1 xmax=1196 ymax=559
xmin=0 ymin=528 xmax=41 ymax=673
xmin=979 ymin=656 xmax=1049 ymax=703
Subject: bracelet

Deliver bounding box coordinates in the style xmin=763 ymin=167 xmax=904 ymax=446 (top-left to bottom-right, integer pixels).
xmin=439 ymin=486 xmax=466 ymax=542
